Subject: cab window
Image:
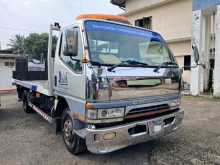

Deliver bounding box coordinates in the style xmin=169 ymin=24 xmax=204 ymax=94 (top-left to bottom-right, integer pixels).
xmin=60 ymin=27 xmax=83 ymax=73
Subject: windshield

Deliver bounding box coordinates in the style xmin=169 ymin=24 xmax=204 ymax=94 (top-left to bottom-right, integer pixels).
xmin=85 ymin=20 xmax=176 ymax=67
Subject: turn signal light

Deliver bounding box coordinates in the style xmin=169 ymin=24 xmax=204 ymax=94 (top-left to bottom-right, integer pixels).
xmin=85 ymin=102 xmax=95 ymax=109
xmin=36 ymin=93 xmax=41 ymax=98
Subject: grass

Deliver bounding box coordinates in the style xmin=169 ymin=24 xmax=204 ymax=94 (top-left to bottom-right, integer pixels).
xmin=183 ymin=95 xmax=220 ymax=102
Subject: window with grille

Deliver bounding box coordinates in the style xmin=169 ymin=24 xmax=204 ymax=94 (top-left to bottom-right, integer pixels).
xmin=4 ymin=61 xmax=14 ymax=67
xmin=135 ymin=17 xmax=152 ymax=30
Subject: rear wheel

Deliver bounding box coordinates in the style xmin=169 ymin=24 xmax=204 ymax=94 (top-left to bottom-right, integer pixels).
xmin=22 ymin=91 xmax=33 ymax=113
xmin=62 ymin=110 xmax=86 ymax=154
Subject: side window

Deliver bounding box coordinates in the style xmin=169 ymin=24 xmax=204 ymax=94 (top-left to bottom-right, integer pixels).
xmin=60 ymin=27 xmax=83 ymax=73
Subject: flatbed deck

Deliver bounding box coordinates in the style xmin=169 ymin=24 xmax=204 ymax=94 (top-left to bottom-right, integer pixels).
xmin=14 ymin=79 xmax=51 ymax=96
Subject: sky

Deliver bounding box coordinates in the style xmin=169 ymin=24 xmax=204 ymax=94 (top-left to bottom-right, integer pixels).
xmin=0 ymin=0 xmax=122 ymax=49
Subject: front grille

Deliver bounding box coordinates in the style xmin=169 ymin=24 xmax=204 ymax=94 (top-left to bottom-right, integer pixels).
xmin=126 ymin=104 xmax=178 ymax=119
xmin=128 ymin=104 xmax=169 ymax=115
xmin=94 ymin=104 xmax=180 ymax=129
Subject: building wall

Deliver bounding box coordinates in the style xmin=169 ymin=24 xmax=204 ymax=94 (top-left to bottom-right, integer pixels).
xmin=125 ymin=0 xmax=192 ymax=41
xmin=0 ymin=58 xmax=15 ymax=90
xmin=175 ymin=56 xmax=191 ymax=84
xmin=168 ymin=40 xmax=192 ymax=57
xmin=125 ymin=0 xmax=173 ymax=13
xmin=124 ymin=0 xmax=192 ymax=84
xmin=168 ymin=41 xmax=191 ymax=83
xmin=213 ymin=5 xmax=220 ymax=96
xmin=191 ymin=0 xmax=220 ymax=96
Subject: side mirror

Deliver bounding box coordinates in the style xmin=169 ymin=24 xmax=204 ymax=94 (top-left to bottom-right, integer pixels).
xmin=191 ymin=43 xmax=206 ymax=69
xmin=192 ymin=44 xmax=200 ymax=65
xmin=63 ymin=30 xmax=78 ymax=57
xmin=180 ymin=68 xmax=183 ymax=75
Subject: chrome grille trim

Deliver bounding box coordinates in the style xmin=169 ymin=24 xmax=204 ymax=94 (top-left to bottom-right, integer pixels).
xmin=127 ymin=104 xmax=169 ymax=115
xmin=89 ymin=93 xmax=180 ymax=109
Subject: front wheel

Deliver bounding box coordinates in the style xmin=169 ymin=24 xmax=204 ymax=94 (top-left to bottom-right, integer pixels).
xmin=22 ymin=91 xmax=33 ymax=113
xmin=62 ymin=111 xmax=86 ymax=155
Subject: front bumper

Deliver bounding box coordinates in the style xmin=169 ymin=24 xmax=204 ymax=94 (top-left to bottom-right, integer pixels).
xmin=77 ymin=110 xmax=184 ymax=154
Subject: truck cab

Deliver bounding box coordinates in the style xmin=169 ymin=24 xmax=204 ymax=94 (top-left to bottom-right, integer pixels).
xmin=14 ymin=14 xmax=184 ymax=154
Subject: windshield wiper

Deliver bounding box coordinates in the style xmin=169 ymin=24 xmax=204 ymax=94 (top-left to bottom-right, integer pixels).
xmin=90 ymin=60 xmax=102 ymax=66
xmin=153 ymin=61 xmax=178 ymax=73
xmin=108 ymin=60 xmax=149 ymax=72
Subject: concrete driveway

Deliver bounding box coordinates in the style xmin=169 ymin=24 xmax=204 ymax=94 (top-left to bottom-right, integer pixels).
xmin=0 ymin=95 xmax=220 ymax=165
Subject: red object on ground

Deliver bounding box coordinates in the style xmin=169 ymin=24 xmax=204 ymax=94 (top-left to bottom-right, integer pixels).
xmin=0 ymin=89 xmax=16 ymax=95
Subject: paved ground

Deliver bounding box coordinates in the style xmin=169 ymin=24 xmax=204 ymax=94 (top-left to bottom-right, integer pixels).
xmin=0 ymin=95 xmax=220 ymax=165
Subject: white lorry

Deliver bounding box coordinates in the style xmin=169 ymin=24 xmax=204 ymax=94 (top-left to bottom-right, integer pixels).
xmin=13 ymin=14 xmax=184 ymax=154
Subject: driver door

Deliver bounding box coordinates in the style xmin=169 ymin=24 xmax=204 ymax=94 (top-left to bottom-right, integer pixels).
xmin=54 ymin=26 xmax=85 ymax=99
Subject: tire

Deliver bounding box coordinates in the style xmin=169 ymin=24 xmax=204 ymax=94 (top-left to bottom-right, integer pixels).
xmin=62 ymin=109 xmax=86 ymax=155
xmin=22 ymin=91 xmax=33 ymax=113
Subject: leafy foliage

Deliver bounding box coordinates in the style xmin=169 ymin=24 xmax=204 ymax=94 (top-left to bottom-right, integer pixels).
xmin=7 ymin=35 xmax=25 ymax=54
xmin=8 ymin=33 xmax=57 ymax=60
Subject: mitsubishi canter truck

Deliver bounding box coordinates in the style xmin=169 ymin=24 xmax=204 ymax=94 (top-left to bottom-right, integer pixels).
xmin=13 ymin=14 xmax=184 ymax=154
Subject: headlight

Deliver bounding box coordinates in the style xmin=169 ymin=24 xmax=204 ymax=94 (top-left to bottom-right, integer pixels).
xmin=169 ymin=99 xmax=181 ymax=107
xmin=87 ymin=109 xmax=98 ymax=120
xmin=98 ymin=108 xmax=125 ymax=119
xmin=86 ymin=108 xmax=125 ymax=120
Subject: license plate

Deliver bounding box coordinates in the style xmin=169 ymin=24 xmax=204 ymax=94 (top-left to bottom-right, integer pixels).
xmin=154 ymin=125 xmax=162 ymax=133
xmin=148 ymin=120 xmax=164 ymax=136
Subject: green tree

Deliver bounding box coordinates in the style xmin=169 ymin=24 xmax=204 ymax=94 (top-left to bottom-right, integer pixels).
xmin=8 ymin=33 xmax=57 ymax=61
xmin=24 ymin=33 xmax=48 ymax=60
xmin=7 ymin=35 xmax=25 ymax=54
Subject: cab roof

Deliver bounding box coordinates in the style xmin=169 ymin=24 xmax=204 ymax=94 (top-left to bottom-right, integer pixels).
xmin=76 ymin=14 xmax=131 ymax=25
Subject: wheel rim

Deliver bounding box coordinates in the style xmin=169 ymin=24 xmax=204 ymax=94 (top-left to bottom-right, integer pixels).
xmin=63 ymin=118 xmax=74 ymax=145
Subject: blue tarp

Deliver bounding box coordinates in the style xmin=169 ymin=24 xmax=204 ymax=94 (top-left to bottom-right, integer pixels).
xmin=193 ymin=0 xmax=220 ymax=11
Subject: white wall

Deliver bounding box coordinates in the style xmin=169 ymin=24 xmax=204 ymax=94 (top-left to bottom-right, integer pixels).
xmin=214 ymin=5 xmax=220 ymax=96
xmin=0 ymin=60 xmax=15 ymax=90
xmin=126 ymin=0 xmax=173 ymax=13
